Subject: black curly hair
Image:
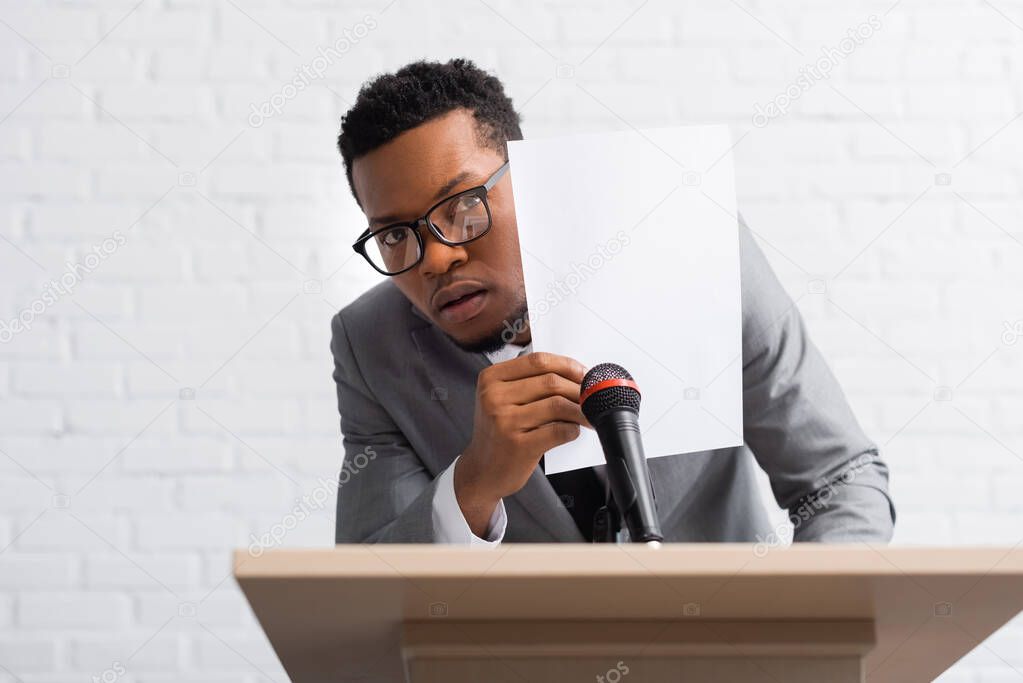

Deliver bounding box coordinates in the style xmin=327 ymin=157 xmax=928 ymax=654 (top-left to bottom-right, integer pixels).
xmin=337 ymin=58 xmax=523 ymax=204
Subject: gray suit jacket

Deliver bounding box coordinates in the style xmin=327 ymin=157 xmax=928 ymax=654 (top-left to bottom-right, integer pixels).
xmin=330 ymin=220 xmax=896 ymax=544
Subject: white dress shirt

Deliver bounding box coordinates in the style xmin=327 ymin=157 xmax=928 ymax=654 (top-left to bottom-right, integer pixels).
xmin=432 ymin=341 xmax=530 ymax=545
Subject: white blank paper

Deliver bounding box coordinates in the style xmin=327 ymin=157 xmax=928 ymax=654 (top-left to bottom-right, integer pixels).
xmin=508 ymin=126 xmax=743 ymax=474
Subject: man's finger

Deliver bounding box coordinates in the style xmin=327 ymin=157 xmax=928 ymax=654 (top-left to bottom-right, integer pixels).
xmin=517 ymin=395 xmax=587 ymax=431
xmin=503 ymin=373 xmax=581 ymax=406
xmin=521 ymin=420 xmax=582 ymax=453
xmin=483 ymin=351 xmax=586 ymax=384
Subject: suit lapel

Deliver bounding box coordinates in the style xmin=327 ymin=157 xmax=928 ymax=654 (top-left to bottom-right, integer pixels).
xmin=511 ymin=468 xmax=587 ymax=541
xmin=408 ymin=304 xmax=584 ymax=541
xmin=409 ymin=320 xmax=487 ymax=448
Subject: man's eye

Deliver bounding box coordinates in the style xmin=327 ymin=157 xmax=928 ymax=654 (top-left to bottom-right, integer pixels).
xmin=443 ymin=194 xmax=481 ymax=223
xmin=453 ymin=194 xmax=482 ymax=214
xmin=376 ymin=229 xmax=407 ymax=250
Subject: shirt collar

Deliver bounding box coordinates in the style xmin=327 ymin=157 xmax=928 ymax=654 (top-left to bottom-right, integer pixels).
xmin=484 ymin=341 xmax=531 ymax=365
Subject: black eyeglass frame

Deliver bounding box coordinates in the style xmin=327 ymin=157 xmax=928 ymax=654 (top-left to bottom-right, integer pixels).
xmin=351 ymin=161 xmax=510 ymax=276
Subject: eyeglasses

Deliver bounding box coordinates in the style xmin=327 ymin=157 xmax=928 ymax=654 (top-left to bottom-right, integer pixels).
xmin=352 ymin=162 xmax=510 ymax=276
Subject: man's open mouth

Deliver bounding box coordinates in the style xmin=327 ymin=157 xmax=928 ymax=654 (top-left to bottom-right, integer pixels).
xmin=441 ymin=290 xmax=484 ymax=309
xmin=436 ymin=288 xmax=488 ymax=324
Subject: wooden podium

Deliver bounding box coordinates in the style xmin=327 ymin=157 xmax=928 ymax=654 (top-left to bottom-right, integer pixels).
xmin=234 ymin=544 xmax=1023 ymax=682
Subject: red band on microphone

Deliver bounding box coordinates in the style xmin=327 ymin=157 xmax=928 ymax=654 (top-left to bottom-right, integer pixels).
xmin=579 ymin=378 xmax=641 ymax=405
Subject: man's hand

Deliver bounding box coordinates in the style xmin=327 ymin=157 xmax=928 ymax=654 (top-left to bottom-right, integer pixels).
xmin=453 ymin=351 xmax=589 ymax=537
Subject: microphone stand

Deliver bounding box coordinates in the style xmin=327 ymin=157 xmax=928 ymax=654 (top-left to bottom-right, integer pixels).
xmin=592 ymin=495 xmax=661 ymax=547
xmin=591 ymin=498 xmax=621 ymax=543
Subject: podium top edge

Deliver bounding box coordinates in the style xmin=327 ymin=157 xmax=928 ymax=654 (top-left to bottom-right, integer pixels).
xmin=232 ymin=544 xmax=1023 ymax=580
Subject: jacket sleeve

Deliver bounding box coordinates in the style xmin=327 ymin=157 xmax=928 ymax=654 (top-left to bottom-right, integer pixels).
xmin=330 ymin=310 xmax=439 ymax=543
xmin=737 ymin=217 xmax=896 ymax=542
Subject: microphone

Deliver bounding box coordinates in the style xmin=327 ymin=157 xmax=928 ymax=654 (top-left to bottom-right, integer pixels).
xmin=580 ymin=363 xmax=663 ymax=546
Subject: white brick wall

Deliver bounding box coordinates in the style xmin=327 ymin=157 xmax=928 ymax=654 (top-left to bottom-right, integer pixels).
xmin=1 ymin=0 xmax=1021 ymax=680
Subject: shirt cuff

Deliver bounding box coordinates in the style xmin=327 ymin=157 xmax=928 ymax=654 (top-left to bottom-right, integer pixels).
xmin=432 ymin=454 xmax=506 ymax=546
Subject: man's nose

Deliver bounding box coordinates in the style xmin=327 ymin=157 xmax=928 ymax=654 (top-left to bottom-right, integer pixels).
xmin=418 ymin=230 xmax=468 ymax=276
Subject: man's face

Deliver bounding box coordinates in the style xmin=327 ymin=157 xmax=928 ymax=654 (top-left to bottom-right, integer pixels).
xmin=352 ymin=108 xmax=528 ymax=352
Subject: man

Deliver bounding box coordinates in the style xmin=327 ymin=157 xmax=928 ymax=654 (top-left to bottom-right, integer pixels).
xmin=330 ymin=58 xmax=895 ymax=545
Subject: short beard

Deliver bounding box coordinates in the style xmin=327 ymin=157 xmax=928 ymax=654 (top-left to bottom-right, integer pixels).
xmin=449 ymin=300 xmax=529 ymax=355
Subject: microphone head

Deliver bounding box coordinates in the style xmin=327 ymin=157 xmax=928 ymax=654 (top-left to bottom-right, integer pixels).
xmin=580 ymin=362 xmax=641 ymax=422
